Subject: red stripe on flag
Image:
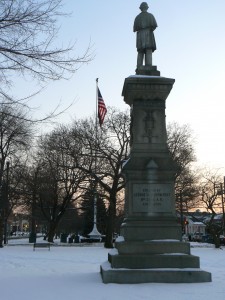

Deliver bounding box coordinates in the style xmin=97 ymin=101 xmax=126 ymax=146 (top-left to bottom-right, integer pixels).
xmin=98 ymin=88 xmax=107 ymax=126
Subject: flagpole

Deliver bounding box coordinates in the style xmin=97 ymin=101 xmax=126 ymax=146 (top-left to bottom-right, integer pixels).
xmin=89 ymin=78 xmax=99 ymax=239
xmin=95 ymin=78 xmax=99 ymax=176
xmin=96 ymin=78 xmax=98 ymax=141
xmin=90 ymin=79 xmax=107 ymax=240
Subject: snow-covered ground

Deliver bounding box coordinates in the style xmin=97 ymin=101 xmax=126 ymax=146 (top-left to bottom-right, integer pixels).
xmin=1 ymin=239 xmax=225 ymax=300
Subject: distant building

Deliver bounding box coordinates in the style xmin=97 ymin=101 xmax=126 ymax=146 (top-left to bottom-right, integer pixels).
xmin=184 ymin=216 xmax=206 ymax=237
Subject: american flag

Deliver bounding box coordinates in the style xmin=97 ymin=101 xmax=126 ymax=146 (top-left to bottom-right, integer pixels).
xmin=97 ymin=87 xmax=107 ymax=126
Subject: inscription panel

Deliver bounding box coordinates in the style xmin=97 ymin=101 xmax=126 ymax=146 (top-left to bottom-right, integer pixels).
xmin=132 ymin=183 xmax=173 ymax=213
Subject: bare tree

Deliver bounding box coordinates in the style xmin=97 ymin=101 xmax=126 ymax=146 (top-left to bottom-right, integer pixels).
xmin=0 ymin=0 xmax=92 ymax=124
xmin=69 ymin=108 xmax=130 ymax=248
xmin=167 ymin=122 xmax=196 ymax=179
xmin=175 ymin=167 xmax=200 ymax=213
xmin=0 ymin=0 xmax=91 ymax=97
xmin=0 ymin=103 xmax=32 ymax=246
xmin=197 ymin=168 xmax=224 ymax=248
xmin=0 ymin=104 xmax=32 ymax=181
xmin=167 ymin=122 xmax=198 ymax=218
xmin=33 ymin=125 xmax=88 ymax=243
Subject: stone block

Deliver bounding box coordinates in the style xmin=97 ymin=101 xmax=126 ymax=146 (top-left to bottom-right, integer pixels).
xmin=115 ymin=240 xmax=191 ymax=255
xmin=108 ymin=251 xmax=200 ymax=269
xmin=100 ymin=261 xmax=212 ymax=284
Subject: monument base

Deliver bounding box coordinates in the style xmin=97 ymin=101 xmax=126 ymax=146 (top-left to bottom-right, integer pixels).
xmin=120 ymin=215 xmax=181 ymax=241
xmin=135 ymin=65 xmax=160 ymax=76
xmin=100 ymin=239 xmax=212 ymax=283
xmin=101 ymin=261 xmax=212 ymax=284
xmin=100 ymin=74 xmax=211 ymax=284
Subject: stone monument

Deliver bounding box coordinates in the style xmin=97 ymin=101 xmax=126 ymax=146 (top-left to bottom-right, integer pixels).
xmin=100 ymin=2 xmax=211 ymax=283
xmin=133 ymin=2 xmax=160 ymax=76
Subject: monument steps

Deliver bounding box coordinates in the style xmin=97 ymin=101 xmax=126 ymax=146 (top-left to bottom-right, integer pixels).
xmin=101 ymin=261 xmax=212 ymax=283
xmin=108 ymin=252 xmax=200 ymax=269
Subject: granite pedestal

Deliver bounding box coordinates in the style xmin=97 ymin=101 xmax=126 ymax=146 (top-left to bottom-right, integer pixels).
xmin=100 ymin=74 xmax=211 ymax=283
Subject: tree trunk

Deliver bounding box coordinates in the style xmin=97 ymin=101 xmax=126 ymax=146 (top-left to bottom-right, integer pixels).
xmin=47 ymin=221 xmax=58 ymax=243
xmin=104 ymin=201 xmax=116 ymax=248
xmin=212 ymin=234 xmax=221 ymax=248
xmin=3 ymin=215 xmax=8 ymax=245
xmin=0 ymin=217 xmax=3 ymax=248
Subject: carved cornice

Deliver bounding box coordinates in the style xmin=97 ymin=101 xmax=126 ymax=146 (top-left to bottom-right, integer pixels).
xmin=122 ymin=76 xmax=175 ymax=105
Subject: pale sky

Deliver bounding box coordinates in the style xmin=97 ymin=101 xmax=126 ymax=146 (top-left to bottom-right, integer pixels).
xmin=15 ymin=1 xmax=225 ymax=172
